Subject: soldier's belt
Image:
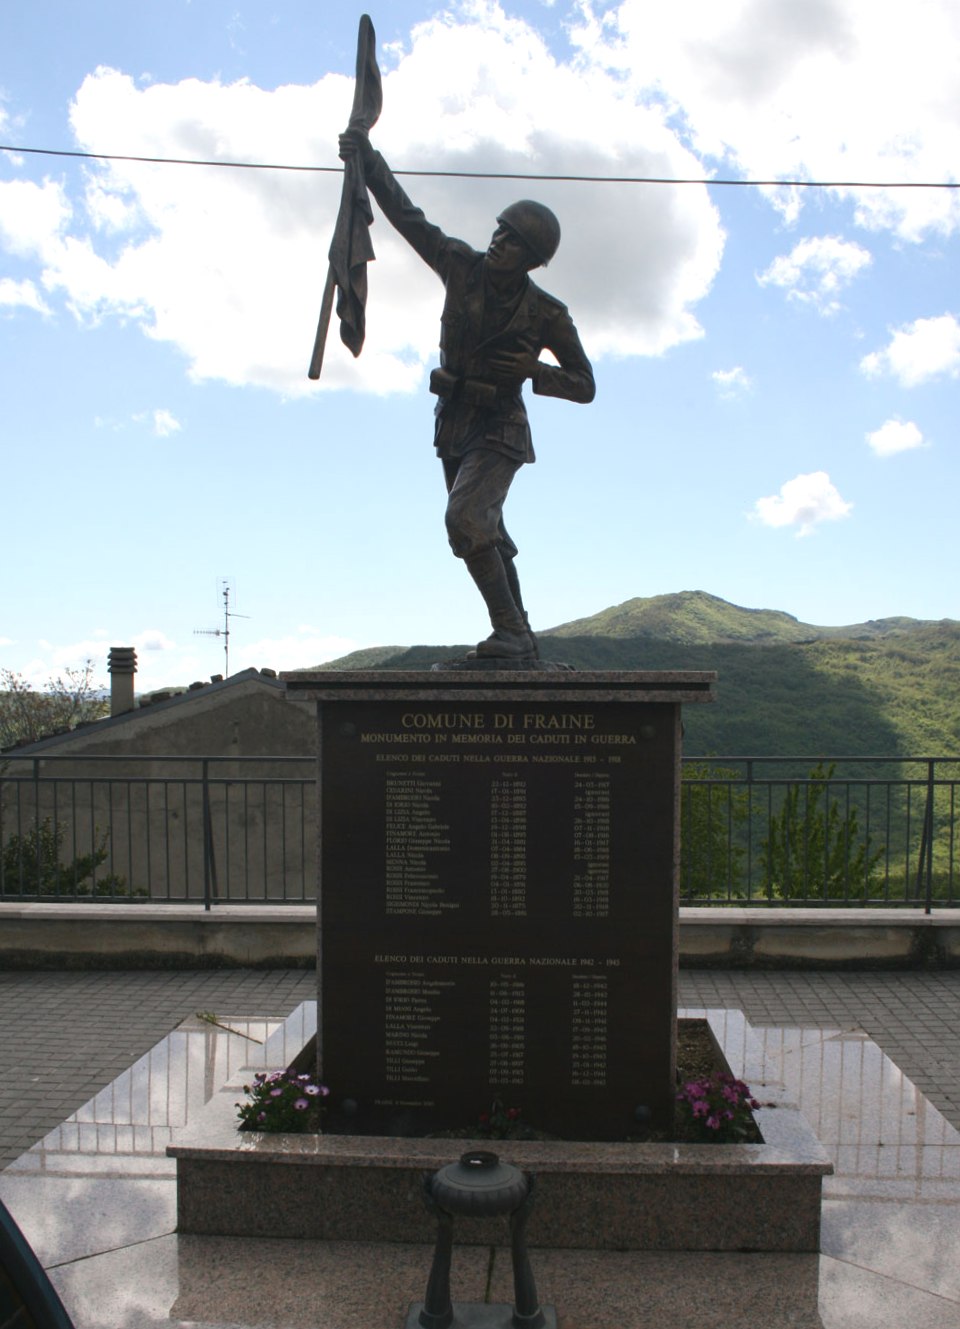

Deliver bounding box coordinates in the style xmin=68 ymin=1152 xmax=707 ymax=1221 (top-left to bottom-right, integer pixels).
xmin=429 ymin=368 xmax=499 ymax=408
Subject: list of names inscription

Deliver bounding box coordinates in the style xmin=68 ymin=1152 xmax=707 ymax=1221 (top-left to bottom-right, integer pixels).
xmin=384 ymin=774 xmax=455 ymax=917
xmin=319 ymin=694 xmax=680 ymax=1139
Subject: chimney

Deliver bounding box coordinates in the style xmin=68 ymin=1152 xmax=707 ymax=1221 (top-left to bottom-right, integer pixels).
xmin=108 ymin=647 xmax=137 ymax=716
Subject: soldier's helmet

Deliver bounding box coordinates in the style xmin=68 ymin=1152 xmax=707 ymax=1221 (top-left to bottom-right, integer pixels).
xmin=496 ymin=200 xmax=561 ymax=267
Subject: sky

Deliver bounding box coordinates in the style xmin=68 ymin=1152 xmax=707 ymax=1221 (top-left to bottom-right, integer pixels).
xmin=1 ymin=0 xmax=958 ymax=692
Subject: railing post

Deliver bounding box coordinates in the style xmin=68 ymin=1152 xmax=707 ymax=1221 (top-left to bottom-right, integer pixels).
xmin=917 ymin=759 xmax=935 ymax=915
xmin=201 ymin=759 xmax=214 ymax=911
xmin=31 ymin=758 xmax=41 ymax=896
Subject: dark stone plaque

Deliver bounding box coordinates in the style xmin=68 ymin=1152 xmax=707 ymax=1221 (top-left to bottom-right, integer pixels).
xmin=312 ymin=682 xmax=692 ymax=1141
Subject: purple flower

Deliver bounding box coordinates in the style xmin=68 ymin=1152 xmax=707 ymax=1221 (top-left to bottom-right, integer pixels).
xmin=257 ymin=1111 xmax=267 ymax=1122
xmin=305 ymin=1084 xmax=322 ymax=1096
xmin=706 ymin=1114 xmax=720 ymax=1130
xmin=293 ymin=1097 xmax=310 ymax=1111
xmin=269 ymin=1087 xmax=284 ymax=1097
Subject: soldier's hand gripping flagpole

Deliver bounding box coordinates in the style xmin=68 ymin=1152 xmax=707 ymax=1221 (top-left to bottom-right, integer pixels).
xmin=308 ymin=14 xmax=383 ymax=380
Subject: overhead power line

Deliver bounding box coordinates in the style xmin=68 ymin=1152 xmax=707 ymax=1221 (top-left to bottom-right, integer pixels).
xmin=1 ymin=141 xmax=959 ymax=189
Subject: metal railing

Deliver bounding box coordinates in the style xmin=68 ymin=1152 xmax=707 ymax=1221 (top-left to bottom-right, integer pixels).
xmin=1 ymin=753 xmax=957 ymax=910
xmin=0 ymin=755 xmax=315 ymax=908
xmin=680 ymin=756 xmax=959 ymax=911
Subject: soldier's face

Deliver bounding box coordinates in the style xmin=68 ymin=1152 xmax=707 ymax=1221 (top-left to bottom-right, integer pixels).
xmin=486 ymin=225 xmax=536 ymax=276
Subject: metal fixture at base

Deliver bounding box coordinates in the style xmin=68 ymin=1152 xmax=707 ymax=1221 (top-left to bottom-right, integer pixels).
xmin=409 ymin=1151 xmax=554 ymax=1329
xmin=405 ymin=1306 xmax=557 ymax=1329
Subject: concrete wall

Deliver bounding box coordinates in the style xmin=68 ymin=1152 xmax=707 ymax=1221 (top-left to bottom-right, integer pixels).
xmin=3 ymin=905 xmax=960 ymax=970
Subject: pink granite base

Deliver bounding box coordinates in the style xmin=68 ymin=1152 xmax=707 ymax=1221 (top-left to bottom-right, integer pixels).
xmin=168 ymin=1008 xmax=831 ymax=1252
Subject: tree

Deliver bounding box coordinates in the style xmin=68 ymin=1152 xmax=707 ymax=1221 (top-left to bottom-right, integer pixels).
xmin=759 ymin=762 xmax=884 ymax=902
xmin=0 ymin=662 xmax=109 ymax=749
xmin=680 ymin=763 xmax=750 ymax=900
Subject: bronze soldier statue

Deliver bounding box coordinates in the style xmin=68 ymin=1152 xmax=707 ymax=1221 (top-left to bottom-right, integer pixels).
xmin=340 ymin=129 xmax=595 ymax=661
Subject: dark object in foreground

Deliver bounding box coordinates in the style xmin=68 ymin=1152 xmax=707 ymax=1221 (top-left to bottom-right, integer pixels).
xmin=410 ymin=1151 xmax=555 ymax=1329
xmin=0 ymin=1195 xmax=74 ymax=1329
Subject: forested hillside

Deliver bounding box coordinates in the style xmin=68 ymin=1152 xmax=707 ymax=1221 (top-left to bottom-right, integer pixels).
xmin=325 ymin=591 xmax=960 ymax=756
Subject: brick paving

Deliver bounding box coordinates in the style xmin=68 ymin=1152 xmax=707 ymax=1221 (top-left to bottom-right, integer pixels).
xmin=2 ymin=967 xmax=960 ymax=1169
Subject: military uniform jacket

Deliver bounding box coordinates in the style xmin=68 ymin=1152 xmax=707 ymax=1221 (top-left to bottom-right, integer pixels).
xmin=365 ymin=151 xmax=595 ymax=464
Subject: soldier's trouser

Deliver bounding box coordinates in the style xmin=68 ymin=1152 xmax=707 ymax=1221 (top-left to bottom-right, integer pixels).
xmin=442 ymin=449 xmax=520 ymax=561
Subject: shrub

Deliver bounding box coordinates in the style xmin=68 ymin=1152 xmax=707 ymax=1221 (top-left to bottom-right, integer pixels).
xmin=759 ymin=762 xmax=884 ymax=901
xmin=1 ymin=818 xmax=130 ymax=897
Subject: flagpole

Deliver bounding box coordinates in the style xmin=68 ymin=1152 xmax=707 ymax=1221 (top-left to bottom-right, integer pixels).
xmin=308 ymin=264 xmax=337 ymax=380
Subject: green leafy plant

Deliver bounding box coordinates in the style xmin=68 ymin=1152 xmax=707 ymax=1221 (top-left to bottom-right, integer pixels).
xmin=236 ymin=1069 xmax=329 ymax=1133
xmin=759 ymin=761 xmax=885 ymax=901
xmin=676 ymin=1072 xmax=761 ymax=1142
xmin=1 ymin=817 xmax=130 ymax=897
xmin=680 ymin=763 xmax=750 ymax=899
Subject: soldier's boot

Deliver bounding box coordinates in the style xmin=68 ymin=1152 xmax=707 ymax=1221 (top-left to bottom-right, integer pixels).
xmin=464 ymin=550 xmax=536 ymax=659
xmin=502 ymin=554 xmax=540 ymax=659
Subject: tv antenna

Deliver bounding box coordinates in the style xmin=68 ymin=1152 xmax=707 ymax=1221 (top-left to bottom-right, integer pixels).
xmin=194 ymin=579 xmax=250 ymax=677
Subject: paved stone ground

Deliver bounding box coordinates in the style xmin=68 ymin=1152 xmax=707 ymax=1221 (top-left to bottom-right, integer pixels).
xmin=2 ymin=968 xmax=960 ymax=1169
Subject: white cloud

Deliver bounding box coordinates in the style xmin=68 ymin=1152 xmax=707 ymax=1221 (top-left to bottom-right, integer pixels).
xmin=573 ymin=0 xmax=960 ymax=240
xmin=16 ymin=638 xmax=111 ymax=690
xmin=151 ymin=409 xmax=181 ymax=437
xmin=13 ymin=630 xmax=209 ymax=693
xmin=0 ymin=276 xmax=50 ymax=314
xmin=0 ymin=177 xmax=72 ymax=258
xmin=757 ymin=235 xmax=871 ymax=314
xmin=751 ymin=470 xmax=853 ymax=537
xmin=235 ymin=627 xmax=359 ymax=673
xmin=866 ymin=418 xmax=925 ymax=457
xmin=860 ymin=314 xmax=960 ymax=386
xmin=98 ymin=409 xmax=182 ymax=437
xmin=133 ymin=629 xmax=177 ymax=653
xmin=711 ymin=365 xmax=752 ymax=397
xmin=0 ymin=4 xmax=724 ymax=396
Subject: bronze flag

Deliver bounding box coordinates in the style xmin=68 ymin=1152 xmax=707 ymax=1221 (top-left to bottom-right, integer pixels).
xmin=308 ymin=15 xmax=383 ymax=379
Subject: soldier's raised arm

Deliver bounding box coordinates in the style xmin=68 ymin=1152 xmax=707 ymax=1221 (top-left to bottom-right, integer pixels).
xmin=339 ymin=129 xmax=449 ymax=277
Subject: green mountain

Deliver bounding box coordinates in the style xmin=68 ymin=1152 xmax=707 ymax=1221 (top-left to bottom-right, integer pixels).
xmin=544 ymin=590 xmax=933 ymax=645
xmin=324 ymin=591 xmax=960 ymax=757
